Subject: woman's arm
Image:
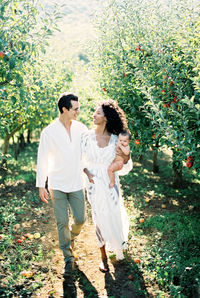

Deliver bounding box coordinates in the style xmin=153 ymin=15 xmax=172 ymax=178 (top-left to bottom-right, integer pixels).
xmin=83 ymin=168 xmax=94 ymax=184
xmin=118 ymin=158 xmax=133 ymax=176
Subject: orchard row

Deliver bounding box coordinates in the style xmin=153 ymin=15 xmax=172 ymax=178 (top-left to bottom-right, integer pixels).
xmin=0 ymin=0 xmax=72 ymax=165
xmin=91 ymin=0 xmax=200 ymax=186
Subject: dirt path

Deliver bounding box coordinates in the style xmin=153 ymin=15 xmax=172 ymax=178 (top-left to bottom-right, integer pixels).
xmin=33 ymin=201 xmax=147 ymax=298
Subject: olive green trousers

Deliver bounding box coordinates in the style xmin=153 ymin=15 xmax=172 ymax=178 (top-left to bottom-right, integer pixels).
xmin=50 ymin=189 xmax=86 ymax=261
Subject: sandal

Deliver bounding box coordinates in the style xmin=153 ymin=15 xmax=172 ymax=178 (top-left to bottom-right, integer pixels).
xmin=99 ymin=258 xmax=109 ymax=273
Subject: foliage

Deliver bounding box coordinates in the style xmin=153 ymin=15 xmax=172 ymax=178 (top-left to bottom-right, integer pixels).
xmin=143 ymin=212 xmax=200 ymax=297
xmin=0 ymin=143 xmax=48 ymax=296
xmin=91 ymin=0 xmax=200 ymax=184
xmin=121 ymin=147 xmax=200 ymax=297
xmin=1 ymin=130 xmax=200 ymax=296
xmin=0 ymin=0 xmax=73 ymax=162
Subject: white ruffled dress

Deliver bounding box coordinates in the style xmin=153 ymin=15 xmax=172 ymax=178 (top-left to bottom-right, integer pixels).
xmin=81 ymin=130 xmax=133 ymax=259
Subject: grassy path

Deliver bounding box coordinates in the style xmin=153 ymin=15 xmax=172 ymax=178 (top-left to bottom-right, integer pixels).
xmin=31 ymin=200 xmax=150 ymax=297
xmin=1 ymin=142 xmax=200 ymax=297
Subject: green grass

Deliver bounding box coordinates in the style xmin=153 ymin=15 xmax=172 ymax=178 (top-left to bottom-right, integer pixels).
xmin=1 ymin=142 xmax=200 ymax=297
xmin=121 ymin=148 xmax=200 ymax=297
xmin=0 ymin=142 xmax=48 ymax=297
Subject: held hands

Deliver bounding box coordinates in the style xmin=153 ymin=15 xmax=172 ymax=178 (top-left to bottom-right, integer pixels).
xmin=39 ymin=187 xmax=49 ymax=204
xmin=88 ymin=173 xmax=95 ymax=184
xmin=84 ymin=168 xmax=95 ymax=184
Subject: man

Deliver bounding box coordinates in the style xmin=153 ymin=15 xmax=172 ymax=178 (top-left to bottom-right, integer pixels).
xmin=36 ymin=93 xmax=88 ymax=276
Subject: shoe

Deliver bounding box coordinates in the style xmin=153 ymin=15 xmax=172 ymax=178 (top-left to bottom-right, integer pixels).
xmin=99 ymin=258 xmax=109 ymax=273
xmin=63 ymin=258 xmax=74 ymax=277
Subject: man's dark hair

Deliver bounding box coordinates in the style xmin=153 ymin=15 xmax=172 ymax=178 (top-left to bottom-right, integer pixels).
xmin=58 ymin=93 xmax=78 ymax=113
xmin=120 ymin=130 xmax=131 ymax=140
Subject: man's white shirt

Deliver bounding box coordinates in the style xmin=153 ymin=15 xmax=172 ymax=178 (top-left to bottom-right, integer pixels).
xmin=36 ymin=118 xmax=88 ymax=192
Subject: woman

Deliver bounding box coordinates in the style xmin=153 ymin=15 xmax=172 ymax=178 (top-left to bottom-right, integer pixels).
xmin=81 ymin=100 xmax=133 ymax=272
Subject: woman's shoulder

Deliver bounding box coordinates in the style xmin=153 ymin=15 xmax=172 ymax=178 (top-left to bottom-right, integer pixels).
xmin=81 ymin=129 xmax=95 ymax=141
xmin=111 ymin=133 xmax=118 ymax=140
xmin=111 ymin=134 xmax=118 ymax=143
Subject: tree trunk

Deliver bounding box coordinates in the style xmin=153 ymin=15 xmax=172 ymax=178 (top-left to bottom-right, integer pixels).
xmin=172 ymin=160 xmax=183 ymax=188
xmin=0 ymin=123 xmax=25 ymax=167
xmin=27 ymin=129 xmax=32 ymax=144
xmin=12 ymin=136 xmax=19 ymax=160
xmin=18 ymin=133 xmax=25 ymax=150
xmin=138 ymin=154 xmax=143 ymax=162
xmin=151 ymin=142 xmax=159 ymax=173
xmin=1 ymin=135 xmax=10 ymax=166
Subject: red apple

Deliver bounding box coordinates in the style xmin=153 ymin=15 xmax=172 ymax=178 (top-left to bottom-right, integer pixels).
xmin=172 ymin=97 xmax=178 ymax=103
xmin=128 ymin=274 xmax=134 ymax=280
xmin=186 ymin=161 xmax=193 ymax=168
xmin=17 ymin=239 xmax=23 ymax=243
xmin=21 ymin=271 xmax=34 ymax=278
xmin=135 ymin=139 xmax=140 ymax=145
xmin=102 ymin=88 xmax=106 ymax=92
xmin=0 ymin=51 xmax=5 ymax=59
xmin=187 ymin=156 xmax=194 ymax=162
xmin=134 ymin=259 xmax=141 ymax=264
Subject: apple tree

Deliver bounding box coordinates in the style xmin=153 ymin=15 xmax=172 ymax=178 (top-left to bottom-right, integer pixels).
xmin=0 ymin=0 xmax=72 ymax=165
xmin=90 ymin=0 xmax=200 ymax=186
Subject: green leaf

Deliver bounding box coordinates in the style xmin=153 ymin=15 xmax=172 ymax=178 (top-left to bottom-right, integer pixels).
xmin=11 ymin=96 xmax=17 ymax=104
xmin=9 ymin=57 xmax=15 ymax=70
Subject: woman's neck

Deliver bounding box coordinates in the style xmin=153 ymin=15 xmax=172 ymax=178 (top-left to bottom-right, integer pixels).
xmin=95 ymin=125 xmax=109 ymax=136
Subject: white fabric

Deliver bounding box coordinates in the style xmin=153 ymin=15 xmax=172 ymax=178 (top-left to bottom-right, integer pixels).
xmin=81 ymin=130 xmax=133 ymax=257
xmin=36 ymin=118 xmax=88 ymax=192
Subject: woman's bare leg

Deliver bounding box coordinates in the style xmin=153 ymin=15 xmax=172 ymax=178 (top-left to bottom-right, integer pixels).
xmin=100 ymin=245 xmax=107 ymax=260
xmin=99 ymin=245 xmax=109 ymax=272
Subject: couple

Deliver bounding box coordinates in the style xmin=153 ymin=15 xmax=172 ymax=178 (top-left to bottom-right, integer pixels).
xmin=36 ymin=93 xmax=133 ymax=276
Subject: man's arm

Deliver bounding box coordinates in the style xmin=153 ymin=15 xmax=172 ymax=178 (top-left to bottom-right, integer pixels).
xmin=39 ymin=187 xmax=49 ymax=204
xmin=36 ymin=130 xmax=49 ymax=203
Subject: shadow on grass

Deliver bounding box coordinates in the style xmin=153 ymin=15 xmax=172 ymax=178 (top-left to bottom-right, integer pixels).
xmin=65 ymin=264 xmax=99 ymax=298
xmin=63 ymin=275 xmax=77 ymax=298
xmin=105 ymin=257 xmax=148 ymax=297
